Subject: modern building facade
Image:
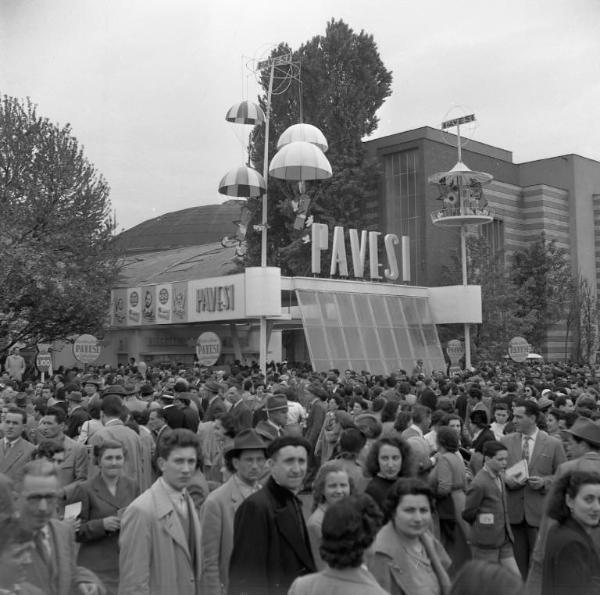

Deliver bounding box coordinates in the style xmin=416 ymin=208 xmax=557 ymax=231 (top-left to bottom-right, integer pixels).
xmin=365 ymin=127 xmax=600 ymax=359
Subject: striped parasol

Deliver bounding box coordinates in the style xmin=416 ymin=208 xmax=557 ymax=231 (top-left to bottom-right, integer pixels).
xmin=225 ymin=101 xmax=265 ymax=125
xmin=269 ymin=141 xmax=332 ymax=181
xmin=277 ymin=123 xmax=328 ymax=152
xmin=218 ymin=166 xmax=266 ymax=197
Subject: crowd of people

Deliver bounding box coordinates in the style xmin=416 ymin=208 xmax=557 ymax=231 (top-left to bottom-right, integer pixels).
xmin=1 ymin=356 xmax=600 ymax=595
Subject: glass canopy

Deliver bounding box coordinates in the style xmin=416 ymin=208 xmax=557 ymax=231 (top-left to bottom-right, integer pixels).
xmin=296 ymin=290 xmax=445 ymax=375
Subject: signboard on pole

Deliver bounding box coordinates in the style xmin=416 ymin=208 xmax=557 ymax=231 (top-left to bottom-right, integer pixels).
xmin=73 ymin=334 xmax=101 ymax=364
xmin=446 ymin=339 xmax=464 ymax=366
xmin=35 ymin=353 xmax=52 ymax=373
xmin=442 ymin=114 xmax=475 ymax=129
xmin=508 ymin=336 xmax=529 ymax=363
xmin=195 ymin=332 xmax=221 ymax=367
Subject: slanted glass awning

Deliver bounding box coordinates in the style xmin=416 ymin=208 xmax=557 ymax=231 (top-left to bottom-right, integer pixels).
xmin=296 ymin=290 xmax=445 ymax=375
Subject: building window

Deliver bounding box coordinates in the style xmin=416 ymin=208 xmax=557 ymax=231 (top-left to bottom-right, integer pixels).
xmin=480 ymin=218 xmax=504 ymax=260
xmin=383 ymin=150 xmax=420 ymax=283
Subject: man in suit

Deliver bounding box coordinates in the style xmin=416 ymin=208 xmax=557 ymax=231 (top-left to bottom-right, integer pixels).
xmin=65 ymin=391 xmax=91 ymax=439
xmin=38 ymin=406 xmax=88 ymax=501
xmin=175 ymin=393 xmax=201 ymax=433
xmin=303 ymin=384 xmax=327 ymax=450
xmin=159 ymin=393 xmax=185 ymax=429
xmin=118 ymin=429 xmax=203 ymax=595
xmin=18 ymin=459 xmax=103 ymax=595
xmin=200 ymin=429 xmax=266 ymax=594
xmin=418 ymin=377 xmax=438 ymax=411
xmin=148 ymin=407 xmax=173 ymax=480
xmin=501 ymin=399 xmax=566 ymax=578
xmin=203 ymin=381 xmax=227 ymax=422
xmin=89 ymin=392 xmax=150 ymax=491
xmin=302 ymin=384 xmax=327 ymax=490
xmin=463 ymin=440 xmax=519 ymax=574
xmin=0 ymin=407 xmax=35 ymax=485
xmin=224 ymin=384 xmax=252 ymax=435
xmin=81 ymin=375 xmax=102 ymax=410
xmin=149 ymin=407 xmax=172 ymax=445
xmin=401 ymin=405 xmax=434 ymax=478
xmin=254 ymin=395 xmax=288 ymax=445
xmin=228 ymin=435 xmax=315 ymax=595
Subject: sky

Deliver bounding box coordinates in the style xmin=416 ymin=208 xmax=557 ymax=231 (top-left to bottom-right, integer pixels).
xmin=1 ymin=0 xmax=599 ymax=231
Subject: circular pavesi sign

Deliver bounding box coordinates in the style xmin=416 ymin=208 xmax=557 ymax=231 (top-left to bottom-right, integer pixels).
xmin=195 ymin=332 xmax=221 ymax=366
xmin=508 ymin=336 xmax=529 ymax=363
xmin=73 ymin=334 xmax=101 ymax=363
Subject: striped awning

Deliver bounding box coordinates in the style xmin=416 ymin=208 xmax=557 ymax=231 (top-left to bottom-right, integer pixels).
xmin=218 ymin=166 xmax=266 ymax=197
xmin=225 ymin=101 xmax=265 ymax=125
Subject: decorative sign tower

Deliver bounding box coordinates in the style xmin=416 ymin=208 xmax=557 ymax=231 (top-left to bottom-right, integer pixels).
xmin=429 ymin=114 xmax=494 ymax=369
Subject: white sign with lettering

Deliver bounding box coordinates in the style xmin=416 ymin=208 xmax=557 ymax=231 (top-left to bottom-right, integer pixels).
xmin=187 ymin=274 xmax=245 ymax=322
xmin=195 ymin=332 xmax=222 ymax=366
xmin=311 ymin=223 xmax=410 ymax=282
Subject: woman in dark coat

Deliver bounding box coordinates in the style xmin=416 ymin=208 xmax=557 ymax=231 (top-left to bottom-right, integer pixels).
xmin=542 ymin=469 xmax=600 ymax=595
xmin=75 ymin=439 xmax=139 ymax=595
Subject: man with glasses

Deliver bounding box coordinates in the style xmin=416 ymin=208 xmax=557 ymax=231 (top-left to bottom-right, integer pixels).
xmin=18 ymin=460 xmax=102 ymax=594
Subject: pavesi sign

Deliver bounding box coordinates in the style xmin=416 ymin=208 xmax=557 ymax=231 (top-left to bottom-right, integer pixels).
xmin=311 ymin=223 xmax=410 ymax=282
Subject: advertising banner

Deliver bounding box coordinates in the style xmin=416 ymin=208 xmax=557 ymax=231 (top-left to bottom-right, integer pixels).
xmin=126 ymin=288 xmax=142 ymax=326
xmin=171 ymin=281 xmax=189 ymax=324
xmin=141 ymin=285 xmax=157 ymax=325
xmin=156 ymin=284 xmax=173 ymax=324
xmin=111 ymin=289 xmax=127 ymax=327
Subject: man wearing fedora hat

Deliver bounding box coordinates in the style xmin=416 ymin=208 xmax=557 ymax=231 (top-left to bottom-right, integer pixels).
xmin=81 ymin=375 xmax=103 ymax=410
xmin=255 ymin=395 xmax=288 ymax=444
xmin=229 ymin=435 xmax=315 ymax=595
xmin=200 ymin=429 xmax=267 ymax=594
xmin=527 ymin=416 xmax=600 ymax=595
xmin=123 ymin=383 xmax=148 ymax=414
xmin=65 ymin=390 xmax=90 ymax=439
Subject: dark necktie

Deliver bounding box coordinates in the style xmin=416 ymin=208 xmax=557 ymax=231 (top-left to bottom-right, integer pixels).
xmin=522 ymin=436 xmax=531 ymax=462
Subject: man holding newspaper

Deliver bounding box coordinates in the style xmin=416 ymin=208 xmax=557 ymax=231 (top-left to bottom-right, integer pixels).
xmin=501 ymin=400 xmax=566 ymax=579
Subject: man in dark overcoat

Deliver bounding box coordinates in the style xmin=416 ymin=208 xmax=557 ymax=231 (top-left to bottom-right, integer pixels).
xmin=228 ymin=435 xmax=315 ymax=595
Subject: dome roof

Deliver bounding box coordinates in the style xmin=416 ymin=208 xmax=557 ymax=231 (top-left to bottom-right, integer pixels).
xmin=115 ymin=200 xmax=247 ymax=254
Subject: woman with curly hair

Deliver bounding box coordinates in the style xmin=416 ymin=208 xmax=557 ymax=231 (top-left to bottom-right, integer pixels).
xmin=307 ymin=460 xmax=353 ymax=570
xmin=542 ymin=469 xmax=600 ymax=595
xmin=364 ymin=435 xmax=414 ymax=511
xmin=289 ymin=494 xmax=386 ymax=595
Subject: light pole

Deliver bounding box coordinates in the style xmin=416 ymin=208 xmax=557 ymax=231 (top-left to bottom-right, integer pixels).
xmin=429 ymin=114 xmax=494 ymax=370
xmin=220 ymin=52 xmax=332 ymax=375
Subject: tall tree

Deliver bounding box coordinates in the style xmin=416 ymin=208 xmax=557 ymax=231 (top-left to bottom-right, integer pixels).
xmin=440 ymin=235 xmax=536 ymax=360
xmin=0 ymin=95 xmax=120 ymax=354
xmin=565 ymin=275 xmax=598 ymax=363
xmin=511 ymin=234 xmax=571 ymax=349
xmin=246 ymin=20 xmax=393 ymax=275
